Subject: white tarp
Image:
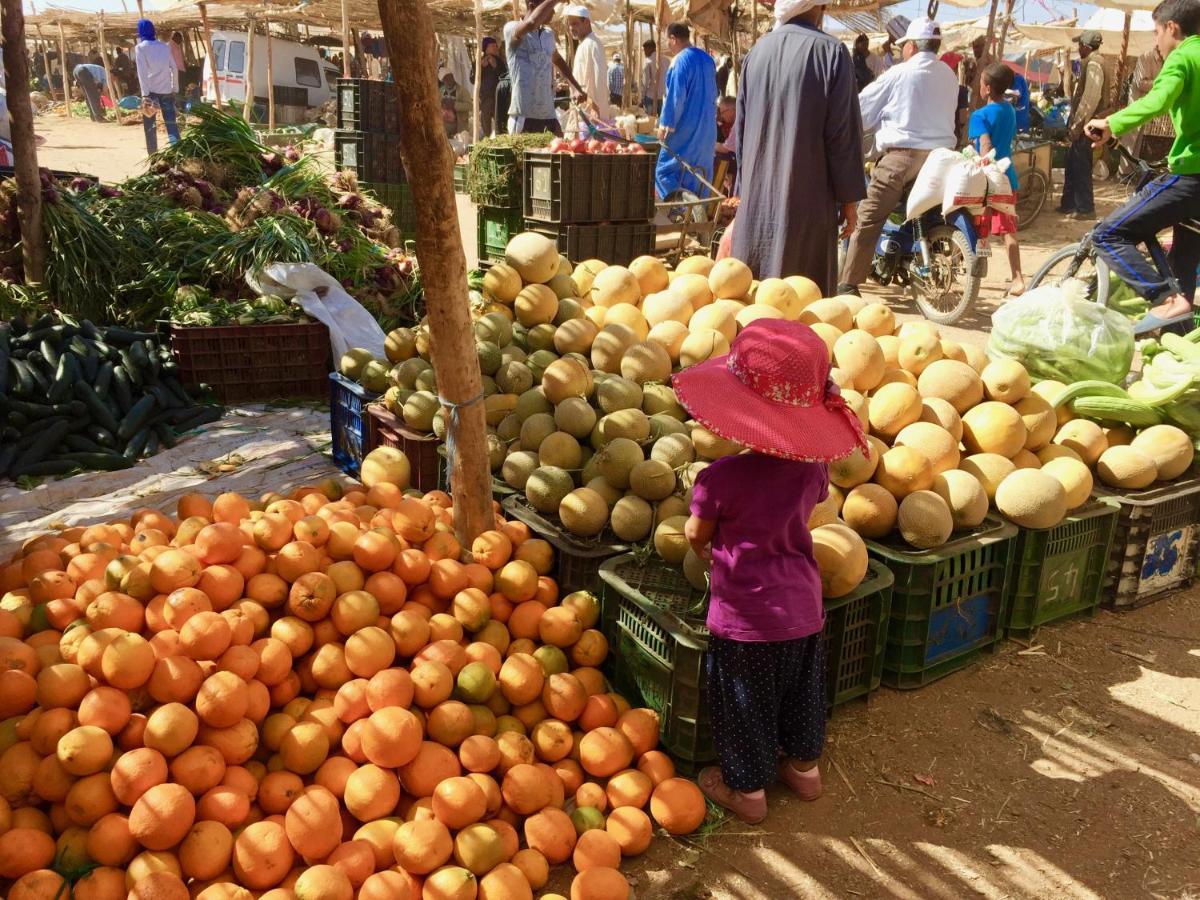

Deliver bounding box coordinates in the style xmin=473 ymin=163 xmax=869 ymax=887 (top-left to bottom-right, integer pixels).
xmin=1015 ymin=9 xmax=1156 ymax=58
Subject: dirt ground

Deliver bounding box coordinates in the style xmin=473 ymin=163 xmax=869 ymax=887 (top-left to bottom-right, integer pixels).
xmin=30 ymin=115 xmax=1200 ymax=900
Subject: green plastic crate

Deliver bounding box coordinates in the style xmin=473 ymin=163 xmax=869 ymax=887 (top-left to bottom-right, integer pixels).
xmin=361 ymin=180 xmax=416 ymax=238
xmin=869 ymin=517 xmax=1017 ymax=689
xmin=468 ymin=145 xmax=534 ymax=207
xmin=601 ymin=555 xmax=894 ymax=768
xmin=1005 ymin=501 xmax=1119 ymax=638
xmin=500 ymin=496 xmax=628 ymax=595
xmin=454 ymin=162 xmax=468 ymax=193
xmin=477 ymin=206 xmax=525 ymax=265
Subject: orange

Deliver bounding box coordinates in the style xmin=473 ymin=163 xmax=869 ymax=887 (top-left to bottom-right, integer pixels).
xmin=293 ymin=864 xmax=353 ymax=900
xmin=231 ymin=820 xmax=294 ymax=890
xmin=389 ymin=609 xmax=432 ymax=657
xmin=636 ymin=749 xmax=675 ymax=786
xmin=257 ymin=771 xmax=304 ymax=815
xmin=411 ymin=660 xmax=455 ymax=709
xmin=471 ymin=531 xmax=513 ymax=570
xmin=424 ymin=532 xmax=461 ymax=562
xmin=432 ymin=775 xmax=488 ymax=830
xmin=178 ymin=493 xmax=213 ymax=520
xmin=147 ymin=655 xmax=204 ymax=704
xmin=169 ymin=745 xmax=226 ymax=796
xmin=330 ymin=590 xmax=381 ymax=635
xmin=477 ymin=862 xmax=532 ymax=900
xmin=195 ymin=523 xmax=245 ymax=565
xmin=570 ymin=867 xmax=630 ymax=900
xmin=427 ymin=701 xmax=475 ymax=748
xmin=428 ymin=559 xmax=469 ymax=601
xmin=284 ymin=785 xmax=343 ymax=860
xmin=506 ymin=602 xmax=547 ymax=641
xmin=500 ymin=763 xmax=551 ymax=816
xmin=615 ymin=708 xmax=660 ymax=756
xmin=359 ymin=870 xmax=421 ymax=900
xmin=649 ymin=777 xmax=706 ymax=835
xmin=574 ymin=783 xmax=607 ymax=812
xmin=513 ymin=539 xmax=553 ymax=575
xmin=85 ymin=812 xmax=137 ymax=867
xmin=428 ymin=613 xmax=465 ymax=644
xmin=276 ymin=541 xmax=322 ymax=583
xmin=459 ymin=734 xmax=501 ymax=773
xmin=538 ymin=607 xmax=583 ymax=648
xmin=577 ymin=694 xmax=618 ymax=732
xmin=325 ymin=839 xmax=375 ymax=887
xmin=530 ymin=719 xmax=573 ymax=764
xmin=392 ymin=818 xmax=453 ymax=875
xmin=195 ymin=784 xmax=250 ymax=829
xmin=606 ymin=769 xmax=652 ymax=810
xmin=523 ymin=807 xmax=576 ymax=865
xmin=393 ymin=498 xmax=436 ymax=544
xmin=99 ymin=632 xmax=155 ymax=690
xmin=197 ymin=565 xmax=244 ymax=612
xmin=293 ymin=515 xmax=331 ymax=547
xmin=542 ymin=673 xmax=587 ymax=723
xmin=86 ymin=591 xmax=144 ymax=632
xmin=211 ymin=492 xmax=251 ymax=525
xmin=399 ymin=741 xmax=461 ymax=797
xmin=0 ymin=828 xmax=55 ymax=878
xmin=110 ymin=747 xmax=169 ymax=805
xmin=365 ymin=667 xmax=414 ymax=711
xmin=353 ymin=530 xmax=397 ymax=573
xmin=393 ymin=549 xmax=432 ymax=586
xmin=149 ymin=549 xmax=202 ymax=594
xmin=57 ymin=724 xmax=113 ymax=776
xmin=72 ymin=866 xmax=128 ymax=900
xmin=573 ymin=829 xmax=622 ymax=872
xmin=579 ymin=727 xmax=634 ymax=778
xmin=9 ymin=870 xmax=69 ymax=900
xmin=495 ymin=561 xmax=539 ymax=603
xmin=344 ymin=763 xmax=401 ymax=822
xmin=605 ymin=806 xmax=651 ymax=856
xmin=162 ymin=587 xmax=213 ymax=629
xmin=510 ymin=848 xmax=549 ymax=891
xmin=286 ymin=572 xmax=336 ymax=622
xmin=178 ymin=820 xmax=234 ymax=881
xmin=360 ymin=707 xmax=421 ymax=768
xmin=129 ymin=783 xmax=195 ymax=850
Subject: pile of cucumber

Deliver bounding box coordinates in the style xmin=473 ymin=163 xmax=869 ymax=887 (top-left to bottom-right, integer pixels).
xmin=0 ymin=314 xmax=224 ymax=481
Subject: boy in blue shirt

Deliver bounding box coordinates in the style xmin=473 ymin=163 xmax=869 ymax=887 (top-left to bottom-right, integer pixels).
xmin=970 ymin=63 xmax=1024 ymax=296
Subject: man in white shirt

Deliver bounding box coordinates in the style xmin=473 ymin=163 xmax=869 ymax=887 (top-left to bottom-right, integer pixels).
xmin=838 ymin=18 xmax=959 ymax=295
xmin=566 ymin=5 xmax=609 ymax=121
xmin=134 ymin=18 xmax=180 ymax=155
xmin=641 ymin=39 xmax=666 ymax=114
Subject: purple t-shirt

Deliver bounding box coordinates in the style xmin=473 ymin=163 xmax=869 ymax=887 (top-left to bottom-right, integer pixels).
xmin=689 ymin=452 xmax=828 ymax=642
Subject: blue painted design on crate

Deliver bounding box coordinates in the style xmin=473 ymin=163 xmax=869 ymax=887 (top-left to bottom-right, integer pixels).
xmin=925 ymin=592 xmax=994 ymax=664
xmin=1139 ymin=526 xmax=1194 ymax=593
xmin=329 ymin=373 xmax=377 ymax=478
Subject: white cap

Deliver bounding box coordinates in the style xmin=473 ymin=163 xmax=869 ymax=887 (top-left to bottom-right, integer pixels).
xmin=565 ymin=4 xmax=590 ymax=18
xmin=885 ymin=15 xmax=910 ymax=40
xmin=899 ymin=18 xmax=941 ymax=44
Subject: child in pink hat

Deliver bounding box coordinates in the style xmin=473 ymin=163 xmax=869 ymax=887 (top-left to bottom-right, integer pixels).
xmin=672 ymin=318 xmax=867 ymax=824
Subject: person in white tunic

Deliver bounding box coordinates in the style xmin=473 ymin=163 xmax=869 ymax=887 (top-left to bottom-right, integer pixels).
xmin=566 ymin=5 xmax=609 ymax=122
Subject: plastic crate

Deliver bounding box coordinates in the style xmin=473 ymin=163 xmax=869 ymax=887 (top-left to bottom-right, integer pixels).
xmin=454 ymin=162 xmax=469 ymax=194
xmin=165 ymin=322 xmax=330 ymax=404
xmin=366 ymin=404 xmax=441 ymax=493
xmin=603 ymin=557 xmax=894 ymax=768
xmin=334 ymin=130 xmax=405 ymax=184
xmin=469 ymin=146 xmax=525 ymax=208
xmin=1005 ymin=501 xmax=1120 ymax=638
xmin=361 ymin=181 xmax=416 ymax=238
xmin=330 ymin=373 xmax=379 ymax=477
xmin=336 ymin=78 xmax=400 ymax=132
xmin=869 ymin=517 xmax=1017 ymax=689
xmin=500 ymin=496 xmax=627 ymax=595
xmin=477 ymin=205 xmax=525 ymax=265
xmin=1096 ymin=474 xmax=1200 ymax=609
xmin=529 ymin=222 xmax=655 ymax=266
xmin=523 ymin=150 xmax=656 ymax=224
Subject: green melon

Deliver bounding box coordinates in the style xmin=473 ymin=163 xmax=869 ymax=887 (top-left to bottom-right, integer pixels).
xmin=554 ymin=397 xmax=598 ymax=439
xmin=526 ymin=350 xmax=560 ymax=382
xmin=682 ymin=549 xmax=710 ymax=591
xmin=542 ymin=357 xmax=594 ymax=404
xmin=649 ymin=414 xmax=689 ymax=441
xmin=596 ymin=376 xmax=643 ymax=415
xmin=432 ymin=410 xmax=446 ymax=440
xmin=526 ymin=466 xmax=576 ymax=515
xmin=599 ymin=408 xmax=651 ymax=444
xmin=642 ymin=384 xmax=686 ymax=420
xmin=657 ymin=495 xmax=690 ymax=522
xmin=581 ymin=453 xmax=603 ymax=484
xmin=591 ymin=323 xmax=639 ymax=374
xmin=611 ymin=495 xmax=654 ymax=541
xmin=339 ymin=347 xmax=374 ymax=380
xmin=596 ymin=437 xmax=644 ymax=490
xmin=501 ymin=451 xmax=540 ymax=490
xmin=361 ymin=359 xmax=390 ymax=393
xmin=403 ymin=391 xmax=439 ymax=432
xmin=414 ymin=367 xmax=438 ymax=392
xmin=629 ymin=459 xmax=677 ymax=500
xmin=511 ymin=323 xmax=529 ymax=350
xmin=473 ymin=314 xmax=512 ymax=347
xmin=539 ymin=432 xmax=583 ymax=470
xmin=385 ymin=328 xmax=418 ymax=363
xmin=651 ymin=433 xmax=696 ymax=468
xmin=393 ymin=357 xmax=432 ymax=390
xmin=559 ymin=487 xmax=610 ymax=537
xmin=620 ymin=341 xmax=672 ymax=385
xmin=476 ymin=341 xmax=502 ymax=376
xmin=499 ymin=345 xmax=528 ymax=366
xmin=585 ymin=477 xmax=623 ymax=509
xmin=497 ymin=414 xmax=522 ymax=443
xmin=526 ymin=323 xmax=559 ymax=352
xmin=480 ymin=375 xmax=499 ymax=397
xmin=520 ymin=413 xmax=557 ymax=451
xmin=654 ymin=516 xmax=690 ymax=564
xmin=495 ymin=361 xmax=533 ymax=396
xmin=515 ymin=388 xmax=552 ymax=422
xmin=547 ymin=271 xmax=579 ymax=301
xmin=486 ymin=434 xmax=506 ymax=471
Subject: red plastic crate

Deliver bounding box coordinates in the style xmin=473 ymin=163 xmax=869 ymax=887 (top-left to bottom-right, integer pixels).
xmin=167 ymin=322 xmax=331 ymax=403
xmin=366 ymin=404 xmax=441 ymax=492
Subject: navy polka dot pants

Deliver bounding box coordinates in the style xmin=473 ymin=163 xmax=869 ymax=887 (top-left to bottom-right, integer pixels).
xmin=707 ymin=633 xmax=826 ymax=792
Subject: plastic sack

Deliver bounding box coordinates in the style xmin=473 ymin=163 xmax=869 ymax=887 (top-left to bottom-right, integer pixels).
xmin=942 ymin=156 xmax=987 ymax=216
xmin=251 ymin=263 xmax=388 ymax=362
xmin=906 ymin=147 xmax=961 ymax=220
xmin=987 ymin=278 xmax=1135 ymax=384
xmin=982 ymin=156 xmax=1017 ymax=216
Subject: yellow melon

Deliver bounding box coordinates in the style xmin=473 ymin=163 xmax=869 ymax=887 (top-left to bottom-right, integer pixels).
xmin=931 ymin=469 xmax=989 ymax=529
xmin=678 ymin=330 xmax=730 ymax=368
xmin=1053 ymin=420 xmax=1107 ymax=467
xmin=1013 ymin=395 xmax=1057 ymax=451
xmin=874 ymin=446 xmax=934 ymax=499
xmin=981 ymin=359 xmax=1031 ymax=404
xmin=810 ymin=524 xmax=869 ymax=598
xmin=961 ymin=402 xmax=1026 ymax=458
xmin=483 ymin=264 xmax=523 ymax=304
xmin=671 ymin=273 xmax=715 ymax=310
xmin=959 ymin=452 xmax=1016 ymax=501
xmin=833 ymin=331 xmax=885 ymax=392
xmin=829 ymin=440 xmax=880 ymax=489
xmin=784 ymin=276 xmax=821 ymax=310
xmin=604 ymin=303 xmax=649 ymax=341
xmin=809 ymin=323 xmax=842 ymax=356
xmin=919 ymin=397 xmax=963 ymax=442
xmin=854 ymin=304 xmax=895 ymax=337
xmin=708 ymin=258 xmax=753 ymax=300
xmin=841 ymin=484 xmax=899 ymax=538
xmin=505 ymin=233 xmax=560 ymax=284
xmin=995 ymin=469 xmax=1067 ymax=528
xmin=629 ymin=256 xmax=669 ymax=296
xmin=1030 ymin=380 xmax=1074 ymax=427
xmin=646 ymin=321 xmax=690 ymax=363
xmin=916 ymin=360 xmax=983 ymax=414
xmin=592 ymin=267 xmax=642 ymax=308
xmin=867 ymin=383 xmax=922 ymax=442
xmin=753 ymin=280 xmax=802 ymax=320
xmin=877 ymin=334 xmax=900 ymax=367
xmin=893 ymin=422 xmax=959 ymax=475
xmin=1040 ymin=457 xmax=1093 ymax=509
xmin=897 ymin=491 xmax=954 ymax=548
xmin=735 ymin=304 xmax=785 ymax=330
xmin=1096 ymin=446 xmax=1157 ymax=490
xmin=675 ymin=256 xmax=715 ymax=278
xmin=799 ymin=298 xmax=852 ymax=332
xmin=1131 ymin=425 xmax=1195 ymax=480
xmin=514 ymin=285 xmax=559 ymax=327
xmin=641 ymin=292 xmax=693 ymax=329
xmin=687 ymin=304 xmax=738 ymax=343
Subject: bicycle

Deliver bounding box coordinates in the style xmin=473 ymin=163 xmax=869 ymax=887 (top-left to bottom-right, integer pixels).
xmin=1027 ymin=143 xmax=1199 ymax=324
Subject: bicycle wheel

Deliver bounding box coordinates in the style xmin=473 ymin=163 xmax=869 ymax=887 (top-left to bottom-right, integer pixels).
xmin=1016 ymin=169 xmax=1049 ymax=231
xmin=1028 ymin=243 xmax=1111 ymax=304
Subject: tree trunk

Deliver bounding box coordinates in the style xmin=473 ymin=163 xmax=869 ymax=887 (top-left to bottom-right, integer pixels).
xmin=266 ymin=19 xmax=275 ymax=130
xmin=377 ymin=0 xmax=495 ymax=546
xmin=996 ymin=0 xmax=1016 ymax=59
xmin=199 ymin=3 xmax=222 ymax=108
xmin=341 ymin=0 xmax=352 ymax=79
xmin=473 ymin=0 xmax=482 ymax=142
xmin=243 ymin=19 xmax=256 ymax=122
xmin=623 ymin=0 xmax=633 ymax=109
xmin=58 ymin=20 xmax=70 ymax=116
xmin=2 ymin=0 xmax=46 ymax=282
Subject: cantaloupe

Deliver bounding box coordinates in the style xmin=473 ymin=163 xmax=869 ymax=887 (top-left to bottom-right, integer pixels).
xmin=893 ymin=422 xmax=959 ymax=475
xmin=620 ymin=342 xmax=672 ymax=386
xmin=753 ymin=280 xmax=802 ymax=319
xmin=547 ymin=270 xmax=579 ymax=301
xmin=526 ymin=467 xmax=576 ymax=515
xmin=1040 ymin=457 xmax=1093 ymax=509
xmin=671 ymin=273 xmax=715 ymax=311
xmin=919 ymin=397 xmax=962 ymax=442
xmin=1013 ymin=395 xmax=1057 ymax=451
xmin=1131 ymin=425 xmax=1194 ymax=480
xmin=539 ymin=432 xmax=583 ymax=470
xmin=646 ymin=321 xmax=690 ymax=364
xmin=502 ymin=451 xmax=540 ymax=490
xmin=553 ymin=318 xmax=598 ymax=356
xmin=931 ymin=469 xmax=988 ymax=529
xmin=599 ymin=409 xmax=650 ymax=445
xmin=784 ymin=276 xmax=821 ymax=311
xmin=596 ymin=375 xmax=643 ymax=415
xmin=809 ymin=323 xmax=843 ymax=355
xmin=1011 ymin=448 xmax=1041 ymax=469
xmin=811 ymin=524 xmax=868 ymax=598
xmin=515 ymin=285 xmax=559 ymax=327
xmin=959 ymin=453 xmax=1016 ymax=501
xmin=642 ymin=291 xmax=693 ymax=328
xmin=736 ymin=304 xmax=785 ymax=329
xmin=799 ymin=298 xmax=852 ymax=332
xmin=1053 ymin=420 xmax=1107 ymax=467
xmin=591 ymin=267 xmax=641 ymax=308
xmin=961 ymin=402 xmax=1027 ymax=458
xmin=506 ymin=232 xmax=560 ymax=284
xmin=610 ymin=496 xmax=654 ymax=542
xmin=651 ymin=433 xmax=696 ymax=469
xmin=1037 ymin=443 xmax=1082 ymax=465
xmin=995 ymin=469 xmax=1067 ymax=529
xmin=521 ymin=412 xmax=557 ymax=451
xmin=1030 ymin=380 xmax=1074 ymax=426
xmin=829 ymin=440 xmax=879 ymax=489
xmin=898 ymin=491 xmax=954 ymax=548
xmin=483 ymin=263 xmax=523 ymax=304
xmin=591 ymin=324 xmax=639 ymax=374
xmin=496 ymin=361 xmax=534 ymax=396
xmin=688 ymin=304 xmax=739 ymax=343
xmin=572 ymin=259 xmax=606 ymax=298
xmin=916 ymin=360 xmax=983 ymax=414
xmin=595 ymin=438 xmax=644 ymax=490
xmin=560 ymin=488 xmax=611 ymax=536
xmin=676 ymin=256 xmax=715 ymax=277
xmin=854 ymin=303 xmax=895 ymax=337
xmin=833 ymin=331 xmax=885 ymax=392
xmin=841 ymin=484 xmax=898 ymax=538
xmin=691 ymin=425 xmax=741 ymax=460
xmin=679 ymin=330 xmax=730 ymax=368
xmin=629 ymin=256 xmax=669 ymax=296
xmin=708 ymin=259 xmax=753 ymax=300
xmin=554 ymin=397 xmax=598 ymax=439
xmin=642 ymin=384 xmax=686 ymax=420
xmin=808 ymin=493 xmax=841 ymax=529
xmin=650 ymin=413 xmax=688 ymax=442
xmin=874 ymin=446 xmax=934 ymax=499
xmin=867 ymin=383 xmax=923 ymax=442
xmin=654 ymin=517 xmax=690 ymax=564
xmin=541 ymin=358 xmax=593 ymax=405
xmin=981 ymin=359 xmax=1030 ymax=404
xmin=1102 ymin=424 xmax=1135 ymax=447
xmin=897 ymin=332 xmax=943 ymax=375
xmin=1096 ymin=446 xmax=1157 ymax=489
xmin=629 ymin=460 xmax=676 ymax=501
xmin=605 ymin=303 xmax=650 ymax=341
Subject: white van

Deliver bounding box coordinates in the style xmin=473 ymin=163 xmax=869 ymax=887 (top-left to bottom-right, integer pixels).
xmin=203 ymin=31 xmax=340 ymax=110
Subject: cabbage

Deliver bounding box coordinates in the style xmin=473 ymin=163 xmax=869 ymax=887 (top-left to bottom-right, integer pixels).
xmin=987 ymin=279 xmax=1134 ymax=383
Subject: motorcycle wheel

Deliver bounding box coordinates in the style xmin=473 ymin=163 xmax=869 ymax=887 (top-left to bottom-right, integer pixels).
xmin=910 ymin=226 xmax=979 ymax=325
xmin=1028 ymin=244 xmax=1111 ymax=304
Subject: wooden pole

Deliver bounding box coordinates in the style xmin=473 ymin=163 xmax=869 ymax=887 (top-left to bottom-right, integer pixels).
xmin=655 ymin=0 xmax=665 ymax=114
xmin=57 ymin=19 xmax=71 ymax=115
xmin=472 ymin=0 xmax=482 ymax=141
xmin=136 ymin=0 xmax=144 ymax=16
xmin=266 ymin=19 xmax=275 ymax=130
xmin=996 ymin=0 xmax=1016 ymax=59
xmin=730 ymin=1 xmax=739 ymax=87
xmin=982 ymin=0 xmax=1001 ymax=58
xmin=36 ymin=25 xmax=51 ymax=97
xmin=1115 ymin=11 xmax=1133 ymax=95
xmin=243 ymin=18 xmax=256 ymax=122
xmin=377 ymin=0 xmax=495 ymax=546
xmin=97 ymin=13 xmax=121 ymax=118
xmin=341 ymin=0 xmax=352 ymax=78
xmin=750 ymin=0 xmax=758 ymax=50
xmin=2 ymin=0 xmax=46 ymax=282
xmin=623 ymin=0 xmax=633 ymax=109
xmin=199 ymin=3 xmax=222 ymax=109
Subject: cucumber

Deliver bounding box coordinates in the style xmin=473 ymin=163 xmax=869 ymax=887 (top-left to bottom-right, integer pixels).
xmin=12 ymin=419 xmax=74 ymax=471
xmin=10 ymin=459 xmax=79 ymax=478
xmin=8 ymin=359 xmax=35 ymax=396
xmin=64 ymin=435 xmax=106 ymax=453
xmin=86 ymin=425 xmax=116 ymax=448
xmin=48 ymin=353 xmax=76 ymax=404
xmin=56 ymin=452 xmax=135 ymax=471
xmin=119 ymin=349 xmax=143 ymax=387
xmin=94 ymin=361 xmax=114 ymax=397
xmin=101 ymin=327 xmax=156 ymax=346
xmin=111 ymin=366 xmax=133 ymax=414
xmin=74 ymin=380 xmax=120 ymax=434
xmin=39 ymin=338 xmax=59 ymax=369
xmin=118 ymin=395 xmax=157 ymax=441
xmin=153 ymin=421 xmax=178 ymax=449
xmin=173 ymin=406 xmax=224 ymax=432
xmin=123 ymin=427 xmax=152 ymax=460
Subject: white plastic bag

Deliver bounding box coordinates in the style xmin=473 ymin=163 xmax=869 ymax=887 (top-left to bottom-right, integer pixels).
xmin=252 ymin=263 xmax=388 ymax=361
xmin=906 ymin=147 xmax=961 ymax=220
xmin=982 ymin=156 xmax=1017 ymax=216
xmin=942 ymin=157 xmax=987 ymax=215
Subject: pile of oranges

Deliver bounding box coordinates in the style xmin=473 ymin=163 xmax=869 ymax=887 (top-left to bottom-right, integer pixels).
xmin=0 ymin=472 xmax=708 ymax=900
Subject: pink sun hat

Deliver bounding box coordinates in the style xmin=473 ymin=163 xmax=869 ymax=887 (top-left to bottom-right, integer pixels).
xmin=671 ymin=319 xmax=867 ymax=463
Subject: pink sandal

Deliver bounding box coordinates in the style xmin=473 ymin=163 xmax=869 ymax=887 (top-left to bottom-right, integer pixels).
xmin=697 ymin=766 xmax=767 ymax=825
xmin=777 ymin=761 xmax=823 ymax=801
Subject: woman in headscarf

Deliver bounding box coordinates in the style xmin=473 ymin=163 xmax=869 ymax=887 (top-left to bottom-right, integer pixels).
xmin=134 ymin=19 xmax=180 ymax=154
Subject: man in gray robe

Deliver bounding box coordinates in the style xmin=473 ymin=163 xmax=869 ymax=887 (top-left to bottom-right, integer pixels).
xmin=730 ymin=0 xmax=866 ymax=295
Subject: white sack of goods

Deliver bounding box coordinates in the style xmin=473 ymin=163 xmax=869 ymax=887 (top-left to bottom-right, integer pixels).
xmin=906 ymin=147 xmax=962 ymax=220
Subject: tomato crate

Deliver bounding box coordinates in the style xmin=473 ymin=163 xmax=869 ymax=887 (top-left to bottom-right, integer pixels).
xmin=602 ymin=557 xmax=895 ymax=769
xmin=361 ymin=181 xmax=416 ymax=237
xmin=1005 ymin=501 xmax=1120 ymax=638
xmin=1095 ymin=473 xmax=1200 ymax=609
xmin=336 ymin=79 xmax=400 ymax=133
xmin=365 ymin=404 xmax=441 ymax=492
xmin=528 ymin=222 xmax=655 ymax=267
xmin=334 ymin=130 xmax=405 ymax=184
xmin=868 ymin=517 xmax=1017 ymax=689
xmin=523 ymin=150 xmax=656 ymax=224
xmin=436 ymin=444 xmax=516 ymax=500
xmin=477 ymin=205 xmax=525 ymax=265
xmin=329 ymin=373 xmax=379 ymax=477
xmin=165 ymin=322 xmax=331 ymax=404
xmin=500 ymin=496 xmax=627 ymax=595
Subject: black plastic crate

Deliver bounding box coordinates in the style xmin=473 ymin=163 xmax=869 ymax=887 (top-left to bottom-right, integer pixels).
xmin=165 ymin=322 xmax=330 ymax=404
xmin=454 ymin=162 xmax=469 ymax=194
xmin=477 ymin=205 xmax=525 ymax=265
xmin=1006 ymin=501 xmax=1120 ymax=637
xmin=500 ymin=496 xmax=627 ymax=595
xmin=868 ymin=517 xmax=1017 ymax=689
xmin=361 ymin=181 xmax=416 ymax=238
xmin=334 ymin=130 xmax=405 ymax=184
xmin=336 ymin=78 xmax=400 ymax=133
xmin=1096 ymin=474 xmax=1200 ymax=609
xmin=523 ymin=150 xmax=656 ymax=224
xmin=529 ymin=222 xmax=655 ymax=266
xmin=469 ymin=145 xmax=525 ymax=208
xmin=330 ymin=373 xmax=379 ymax=478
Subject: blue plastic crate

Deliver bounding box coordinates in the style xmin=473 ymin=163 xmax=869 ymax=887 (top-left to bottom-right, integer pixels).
xmin=329 ymin=373 xmax=378 ymax=477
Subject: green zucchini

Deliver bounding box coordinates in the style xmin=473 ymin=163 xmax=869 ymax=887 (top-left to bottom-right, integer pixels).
xmin=102 ymin=327 xmax=156 ymax=346
xmin=118 ymin=395 xmax=157 ymax=441
xmin=12 ymin=419 xmax=74 ymax=470
xmin=8 ymin=359 xmax=34 ymax=396
xmin=173 ymin=406 xmax=223 ymax=432
xmin=74 ymin=380 xmax=120 ymax=434
xmin=86 ymin=425 xmax=116 ymax=448
xmin=111 ymin=366 xmax=133 ymax=414
xmin=48 ymin=353 xmax=76 ymax=404
xmin=119 ymin=349 xmax=143 ymax=387
xmin=56 ymin=452 xmax=134 ymax=471
xmin=94 ymin=362 xmax=114 ymax=397
xmin=10 ymin=459 xmax=78 ymax=478
xmin=123 ymin=427 xmax=152 ymax=460
xmin=39 ymin=339 xmax=59 ymax=369
xmin=64 ymin=435 xmax=106 ymax=453
xmin=153 ymin=421 xmax=178 ymax=448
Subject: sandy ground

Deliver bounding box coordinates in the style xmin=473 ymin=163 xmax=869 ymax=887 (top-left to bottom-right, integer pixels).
xmin=26 ymin=115 xmax=1200 ymax=900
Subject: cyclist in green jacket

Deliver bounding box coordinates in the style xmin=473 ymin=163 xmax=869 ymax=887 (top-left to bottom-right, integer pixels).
xmin=1086 ymin=0 xmax=1200 ymax=334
